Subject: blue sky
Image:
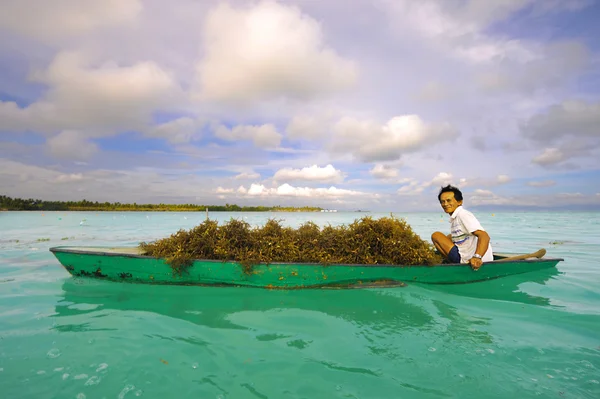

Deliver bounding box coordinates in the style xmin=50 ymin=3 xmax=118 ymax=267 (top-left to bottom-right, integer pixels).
xmin=0 ymin=0 xmax=599 ymax=211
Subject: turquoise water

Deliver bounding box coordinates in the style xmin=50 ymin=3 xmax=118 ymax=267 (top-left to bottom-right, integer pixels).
xmin=1 ymin=211 xmax=599 ymax=399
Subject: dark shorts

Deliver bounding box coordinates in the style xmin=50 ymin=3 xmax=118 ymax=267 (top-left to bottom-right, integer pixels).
xmin=448 ymin=245 xmax=461 ymax=263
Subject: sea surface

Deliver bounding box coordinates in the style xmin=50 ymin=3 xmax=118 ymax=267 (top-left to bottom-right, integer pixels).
xmin=1 ymin=210 xmax=599 ymax=399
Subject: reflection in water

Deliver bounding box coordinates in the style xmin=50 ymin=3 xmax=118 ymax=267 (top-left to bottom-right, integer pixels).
xmin=42 ymin=271 xmax=595 ymax=399
xmin=50 ymin=278 xmax=513 ymax=397
xmin=432 ymin=299 xmax=493 ymax=345
xmin=51 ymin=278 xmax=516 ymax=360
xmin=416 ymin=267 xmax=561 ymax=307
xmin=53 ymin=279 xmax=436 ymax=332
xmin=52 ymin=271 xmax=559 ymax=338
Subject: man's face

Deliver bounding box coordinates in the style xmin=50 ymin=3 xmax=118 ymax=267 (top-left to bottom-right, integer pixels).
xmin=439 ymin=192 xmax=462 ymax=215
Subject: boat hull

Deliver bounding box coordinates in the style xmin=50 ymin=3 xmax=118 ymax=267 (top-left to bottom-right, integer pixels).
xmin=49 ymin=246 xmax=563 ymax=288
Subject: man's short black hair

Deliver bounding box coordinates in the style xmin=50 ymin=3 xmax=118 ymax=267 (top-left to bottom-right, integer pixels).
xmin=438 ymin=185 xmax=463 ymax=202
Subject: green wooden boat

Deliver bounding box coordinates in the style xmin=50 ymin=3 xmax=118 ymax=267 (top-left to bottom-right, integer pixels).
xmin=49 ymin=246 xmax=563 ymax=289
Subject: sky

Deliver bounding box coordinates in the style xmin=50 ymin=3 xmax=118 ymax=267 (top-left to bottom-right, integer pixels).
xmin=1 ymin=0 xmax=599 ymax=212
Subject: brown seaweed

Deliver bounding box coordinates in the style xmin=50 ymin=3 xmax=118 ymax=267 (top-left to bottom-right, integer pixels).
xmin=139 ymin=216 xmax=443 ymax=275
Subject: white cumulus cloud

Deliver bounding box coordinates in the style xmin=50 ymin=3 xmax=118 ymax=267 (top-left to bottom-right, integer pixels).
xmin=330 ymin=115 xmax=458 ymax=162
xmin=430 ymin=172 xmax=454 ymax=187
xmin=370 ymin=164 xmax=400 ymax=179
xmin=0 ymin=51 xmax=181 ymax=135
xmin=233 ymin=183 xmax=369 ymax=198
xmin=195 ymin=1 xmax=357 ymax=103
xmin=215 ymin=187 xmax=234 ymax=194
xmin=272 ymin=164 xmax=343 ymax=183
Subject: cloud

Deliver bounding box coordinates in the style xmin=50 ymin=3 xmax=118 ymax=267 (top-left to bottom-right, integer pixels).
xmin=532 ymin=148 xmax=565 ymax=166
xmin=0 ymin=51 xmax=181 ymax=135
xmin=383 ymin=1 xmax=590 ymax=96
xmin=527 ymin=180 xmax=556 ymax=187
xmin=557 ymin=192 xmax=584 ymax=199
xmin=430 ymin=172 xmax=454 ymax=187
xmin=414 ymin=81 xmax=450 ymax=102
xmin=214 ymin=123 xmax=282 ymax=148
xmin=272 ymin=164 xmax=344 ymax=184
xmin=523 ymin=100 xmax=600 ymax=166
xmin=330 ymin=115 xmax=458 ymax=162
xmin=195 ymin=1 xmax=357 ymax=103
xmin=530 ymin=143 xmax=597 ymax=169
xmin=475 ymin=41 xmax=589 ymax=93
xmin=470 ymin=136 xmax=488 ymax=151
xmin=469 ymin=190 xmax=598 ymax=207
xmin=215 ymin=187 xmax=234 ymax=194
xmin=55 ymin=173 xmax=84 ymax=184
xmin=453 ymin=175 xmax=512 ymax=188
xmin=234 ymin=183 xmax=371 ymax=198
xmin=396 ymin=172 xmax=511 ymax=198
xmin=46 ymin=130 xmax=98 ymax=161
xmin=522 ymin=100 xmax=600 ymax=141
xmin=469 ymin=191 xmax=511 ymax=206
xmin=396 ymin=172 xmax=455 ymax=196
xmin=146 ymin=117 xmax=203 ymax=144
xmin=397 ymin=179 xmax=426 ymax=196
xmin=0 ymin=0 xmax=142 ymax=40
xmin=235 ymin=172 xmax=261 ymax=180
xmin=473 ymin=189 xmax=494 ymax=197
xmin=496 ymin=175 xmax=511 ymax=184
xmin=1 ymin=1 xmax=598 ymax=212
xmin=369 ymin=164 xmax=400 ymax=179
xmin=383 ymin=0 xmax=538 ymax=63
xmin=285 ymin=115 xmax=331 ymax=141
xmin=0 ymin=158 xmax=228 ymax=204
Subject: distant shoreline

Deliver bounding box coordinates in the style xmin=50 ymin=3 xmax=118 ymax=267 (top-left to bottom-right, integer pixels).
xmin=1 ymin=209 xmax=324 ymax=212
xmin=0 ymin=195 xmax=323 ymax=212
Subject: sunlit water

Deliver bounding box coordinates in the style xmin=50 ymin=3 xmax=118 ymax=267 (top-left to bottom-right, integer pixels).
xmin=1 ymin=211 xmax=599 ymax=398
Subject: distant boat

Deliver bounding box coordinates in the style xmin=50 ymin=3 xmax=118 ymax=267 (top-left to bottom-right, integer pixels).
xmin=49 ymin=246 xmax=562 ymax=289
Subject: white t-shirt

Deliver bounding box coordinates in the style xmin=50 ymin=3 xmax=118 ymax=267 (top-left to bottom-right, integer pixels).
xmin=449 ymin=206 xmax=493 ymax=263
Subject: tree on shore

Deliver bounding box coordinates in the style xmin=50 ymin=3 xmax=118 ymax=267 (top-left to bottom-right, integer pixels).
xmin=0 ymin=195 xmax=322 ymax=212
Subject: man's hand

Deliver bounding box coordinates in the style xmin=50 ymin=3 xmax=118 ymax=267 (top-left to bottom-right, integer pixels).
xmin=469 ymin=256 xmax=483 ymax=271
xmin=470 ymin=230 xmax=490 ymax=271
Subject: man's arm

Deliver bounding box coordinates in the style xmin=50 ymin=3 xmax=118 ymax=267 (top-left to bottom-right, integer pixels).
xmin=469 ymin=229 xmax=490 ymax=270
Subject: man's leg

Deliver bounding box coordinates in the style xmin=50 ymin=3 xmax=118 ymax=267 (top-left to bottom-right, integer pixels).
xmin=431 ymin=232 xmax=454 ymax=258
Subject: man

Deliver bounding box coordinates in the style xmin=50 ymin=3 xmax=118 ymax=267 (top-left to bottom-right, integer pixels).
xmin=431 ymin=185 xmax=493 ymax=271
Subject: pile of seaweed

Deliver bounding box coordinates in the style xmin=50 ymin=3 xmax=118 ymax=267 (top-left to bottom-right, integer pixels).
xmin=139 ymin=216 xmax=443 ymax=275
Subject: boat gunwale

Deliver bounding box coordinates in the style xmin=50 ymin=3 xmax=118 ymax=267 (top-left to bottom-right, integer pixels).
xmin=49 ymin=246 xmax=565 ymax=268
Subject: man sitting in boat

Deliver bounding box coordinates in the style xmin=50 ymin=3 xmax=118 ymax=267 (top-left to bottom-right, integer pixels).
xmin=431 ymin=185 xmax=493 ymax=270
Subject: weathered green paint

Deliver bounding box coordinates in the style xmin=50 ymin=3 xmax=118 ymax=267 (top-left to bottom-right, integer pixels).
xmin=49 ymin=246 xmax=563 ymax=288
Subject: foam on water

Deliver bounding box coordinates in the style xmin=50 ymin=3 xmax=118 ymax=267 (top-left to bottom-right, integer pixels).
xmin=1 ymin=211 xmax=599 ymax=398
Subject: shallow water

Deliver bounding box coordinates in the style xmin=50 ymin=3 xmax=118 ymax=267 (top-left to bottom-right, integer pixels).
xmin=1 ymin=211 xmax=599 ymax=398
